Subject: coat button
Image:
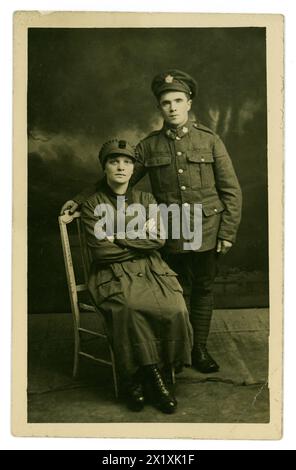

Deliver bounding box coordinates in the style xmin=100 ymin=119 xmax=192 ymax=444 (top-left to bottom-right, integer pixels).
xmin=176 ymin=151 xmax=182 ymax=156
xmin=178 ymin=168 xmax=183 ymax=174
xmin=138 ymin=273 xmax=143 ymax=277
xmin=214 ymin=208 xmax=218 ymax=213
xmin=181 ymin=185 xmax=186 ymax=191
xmin=201 ymin=157 xmax=205 ymax=162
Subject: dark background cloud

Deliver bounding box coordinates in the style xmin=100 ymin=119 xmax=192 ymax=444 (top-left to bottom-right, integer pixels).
xmin=28 ymin=27 xmax=268 ymax=313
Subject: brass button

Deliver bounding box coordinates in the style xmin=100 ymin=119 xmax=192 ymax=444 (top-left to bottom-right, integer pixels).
xmin=178 ymin=168 xmax=184 ymax=174
xmin=181 ymin=185 xmax=186 ymax=191
xmin=183 ymin=202 xmax=189 ymax=207
xmin=138 ymin=273 xmax=143 ymax=277
xmin=201 ymin=157 xmax=205 ymax=162
xmin=176 ymin=151 xmax=182 ymax=156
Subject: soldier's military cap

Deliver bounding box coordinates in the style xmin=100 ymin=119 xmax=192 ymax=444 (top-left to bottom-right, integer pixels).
xmin=99 ymin=139 xmax=137 ymax=168
xmin=151 ymin=69 xmax=197 ymax=99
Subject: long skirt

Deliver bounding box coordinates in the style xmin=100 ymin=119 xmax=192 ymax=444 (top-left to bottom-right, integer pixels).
xmin=88 ymin=256 xmax=193 ymax=378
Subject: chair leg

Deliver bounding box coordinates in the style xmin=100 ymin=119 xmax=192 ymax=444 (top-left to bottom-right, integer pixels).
xmin=73 ymin=354 xmax=79 ymax=378
xmin=73 ymin=331 xmax=80 ymax=378
xmin=109 ymin=347 xmax=119 ymax=399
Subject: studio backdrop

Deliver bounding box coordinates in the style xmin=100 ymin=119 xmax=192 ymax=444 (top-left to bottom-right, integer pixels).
xmin=27 ymin=27 xmax=268 ymax=313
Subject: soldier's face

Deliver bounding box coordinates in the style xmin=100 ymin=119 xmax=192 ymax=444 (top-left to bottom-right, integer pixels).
xmin=104 ymin=155 xmax=134 ymax=185
xmin=158 ymin=91 xmax=192 ymax=127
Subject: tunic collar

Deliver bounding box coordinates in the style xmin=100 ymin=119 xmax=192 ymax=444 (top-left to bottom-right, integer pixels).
xmin=163 ymin=120 xmax=195 ymax=140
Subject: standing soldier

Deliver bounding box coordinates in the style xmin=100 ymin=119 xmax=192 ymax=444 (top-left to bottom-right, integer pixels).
xmin=61 ymin=69 xmax=242 ymax=373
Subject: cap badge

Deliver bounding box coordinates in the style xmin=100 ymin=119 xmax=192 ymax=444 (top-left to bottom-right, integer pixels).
xmin=118 ymin=140 xmax=127 ymax=149
xmin=165 ymin=74 xmax=174 ymax=83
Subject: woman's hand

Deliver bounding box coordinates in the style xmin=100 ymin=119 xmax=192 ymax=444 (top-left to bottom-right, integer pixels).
xmin=144 ymin=218 xmax=157 ymax=234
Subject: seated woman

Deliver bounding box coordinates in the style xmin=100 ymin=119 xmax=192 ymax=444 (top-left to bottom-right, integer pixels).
xmin=81 ymin=139 xmax=193 ymax=414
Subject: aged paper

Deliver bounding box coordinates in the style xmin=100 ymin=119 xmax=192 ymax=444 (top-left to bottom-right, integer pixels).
xmin=12 ymin=11 xmax=283 ymax=439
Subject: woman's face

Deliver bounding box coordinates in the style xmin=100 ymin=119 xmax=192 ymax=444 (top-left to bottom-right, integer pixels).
xmin=104 ymin=155 xmax=134 ymax=185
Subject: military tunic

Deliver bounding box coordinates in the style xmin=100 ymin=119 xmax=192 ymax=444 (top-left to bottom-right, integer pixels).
xmin=81 ymin=183 xmax=193 ymax=378
xmin=131 ymin=120 xmax=242 ymax=252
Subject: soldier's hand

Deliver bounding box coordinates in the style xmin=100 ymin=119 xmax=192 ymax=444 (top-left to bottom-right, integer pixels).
xmin=60 ymin=200 xmax=79 ymax=215
xmin=216 ymin=239 xmax=233 ymax=255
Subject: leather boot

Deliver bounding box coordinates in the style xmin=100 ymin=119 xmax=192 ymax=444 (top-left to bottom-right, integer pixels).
xmin=145 ymin=365 xmax=177 ymax=414
xmin=192 ymin=343 xmax=219 ymax=373
xmin=125 ymin=373 xmax=145 ymax=412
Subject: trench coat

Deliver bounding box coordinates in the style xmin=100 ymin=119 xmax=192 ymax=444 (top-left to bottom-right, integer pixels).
xmin=75 ymin=120 xmax=242 ymax=253
xmin=81 ymin=182 xmax=193 ymax=377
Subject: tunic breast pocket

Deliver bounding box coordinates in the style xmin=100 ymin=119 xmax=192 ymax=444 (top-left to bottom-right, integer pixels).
xmin=145 ymin=152 xmax=172 ymax=191
xmin=187 ymin=149 xmax=215 ymax=188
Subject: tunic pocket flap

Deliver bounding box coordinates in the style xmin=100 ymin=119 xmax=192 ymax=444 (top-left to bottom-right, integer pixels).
xmin=187 ymin=150 xmax=214 ymax=163
xmin=150 ymin=265 xmax=183 ymax=293
xmin=95 ymin=268 xmax=114 ymax=286
xmin=150 ymin=265 xmax=178 ymax=277
xmin=202 ymin=200 xmax=225 ymax=217
xmin=145 ymin=153 xmax=171 ymax=167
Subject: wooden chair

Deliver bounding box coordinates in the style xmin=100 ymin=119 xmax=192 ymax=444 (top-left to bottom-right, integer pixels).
xmin=58 ymin=210 xmax=118 ymax=398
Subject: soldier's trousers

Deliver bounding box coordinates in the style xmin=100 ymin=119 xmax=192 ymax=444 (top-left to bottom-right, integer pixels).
xmin=164 ymin=249 xmax=218 ymax=345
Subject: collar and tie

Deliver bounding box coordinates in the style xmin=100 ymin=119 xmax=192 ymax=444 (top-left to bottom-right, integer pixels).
xmin=102 ymin=177 xmax=133 ymax=207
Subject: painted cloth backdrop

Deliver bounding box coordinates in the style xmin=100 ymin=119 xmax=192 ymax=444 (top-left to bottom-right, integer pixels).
xmin=28 ymin=28 xmax=268 ymax=313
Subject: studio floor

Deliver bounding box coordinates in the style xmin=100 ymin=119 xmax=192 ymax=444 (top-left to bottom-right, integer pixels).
xmin=28 ymin=308 xmax=269 ymax=423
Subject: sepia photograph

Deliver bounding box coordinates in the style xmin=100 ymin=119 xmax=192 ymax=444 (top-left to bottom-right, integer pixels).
xmin=12 ymin=11 xmax=283 ymax=439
